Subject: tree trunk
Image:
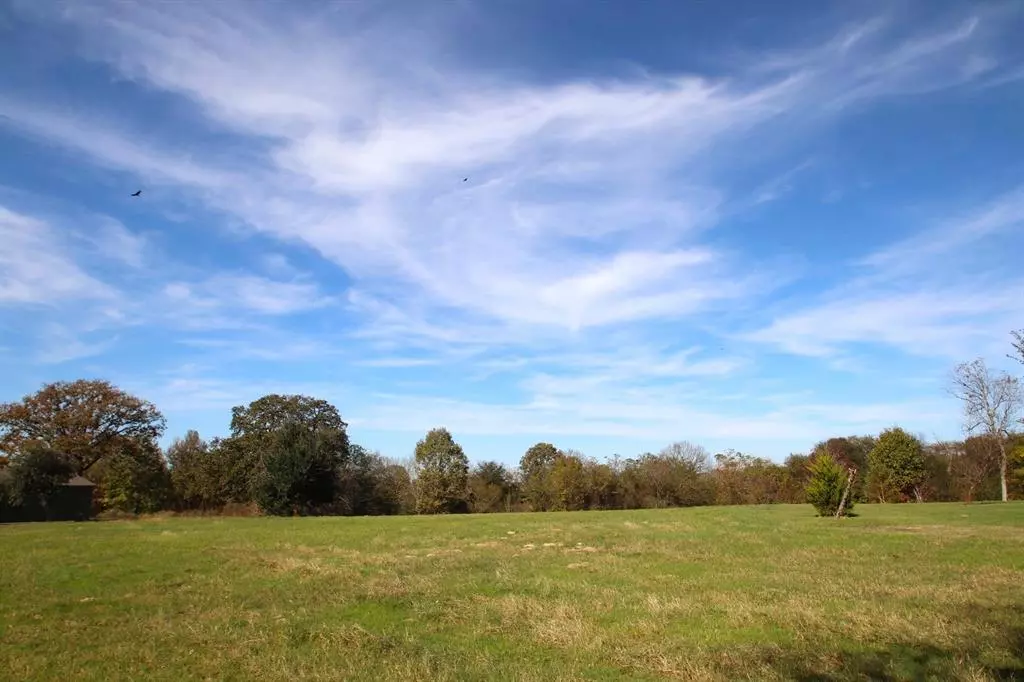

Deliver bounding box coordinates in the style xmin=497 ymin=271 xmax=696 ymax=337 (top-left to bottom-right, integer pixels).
xmin=998 ymin=438 xmax=1008 ymax=502
xmin=836 ymin=467 xmax=856 ymax=518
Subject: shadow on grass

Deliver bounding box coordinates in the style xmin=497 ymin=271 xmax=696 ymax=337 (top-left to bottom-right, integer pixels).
xmin=774 ymin=641 xmax=1024 ymax=681
xmin=712 ymin=602 xmax=1024 ymax=675
xmin=733 ymin=609 xmax=1024 ymax=681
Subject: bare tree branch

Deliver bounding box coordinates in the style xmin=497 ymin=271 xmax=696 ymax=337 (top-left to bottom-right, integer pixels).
xmin=949 ymin=358 xmax=1022 ymax=502
xmin=1010 ymin=329 xmax=1024 ymax=367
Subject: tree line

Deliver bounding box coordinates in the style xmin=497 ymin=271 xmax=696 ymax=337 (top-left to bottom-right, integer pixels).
xmin=2 ymin=331 xmax=1022 ymax=519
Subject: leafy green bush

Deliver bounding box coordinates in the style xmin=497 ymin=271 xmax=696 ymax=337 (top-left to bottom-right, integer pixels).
xmin=805 ymin=452 xmax=851 ymax=517
xmin=868 ymin=427 xmax=925 ymax=502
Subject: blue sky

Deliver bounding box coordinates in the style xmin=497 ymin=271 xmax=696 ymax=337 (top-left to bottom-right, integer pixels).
xmin=1 ymin=0 xmax=1022 ymax=466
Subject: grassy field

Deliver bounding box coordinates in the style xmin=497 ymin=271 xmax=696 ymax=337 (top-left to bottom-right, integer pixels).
xmin=2 ymin=503 xmax=1023 ymax=681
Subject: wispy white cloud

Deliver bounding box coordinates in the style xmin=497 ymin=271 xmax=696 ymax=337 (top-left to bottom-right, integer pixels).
xmin=129 ymin=374 xmax=347 ymax=414
xmin=356 ymin=357 xmax=444 ymax=368
xmin=175 ymin=334 xmax=349 ymax=362
xmin=158 ymin=274 xmax=334 ymax=329
xmin=856 ymin=185 xmax=1024 ymax=276
xmin=34 ymin=322 xmax=119 ymax=364
xmin=747 ymin=11 xmax=1015 ymax=110
xmin=0 ymin=204 xmax=117 ymax=305
xmin=0 ymin=97 xmax=235 ymax=190
xmin=83 ymin=218 xmax=149 ymax=269
xmin=745 ymin=185 xmax=1024 ymax=360
xmin=745 ymin=288 xmax=1023 ymax=359
xmin=0 ymin=198 xmax=337 ymax=354
xmin=347 ymin=389 xmax=953 ymax=445
xmin=5 ymin=1 xmax=1015 ymax=341
xmin=258 ymin=253 xmax=301 ymax=278
xmin=124 ymin=353 xmax=957 ymax=457
xmin=514 ymin=346 xmax=747 ymax=395
xmin=752 ymin=160 xmax=815 ymax=205
xmin=0 ymin=206 xmax=133 ymax=363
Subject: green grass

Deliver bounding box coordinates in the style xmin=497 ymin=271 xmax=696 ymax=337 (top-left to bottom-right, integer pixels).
xmin=2 ymin=503 xmax=1023 ymax=681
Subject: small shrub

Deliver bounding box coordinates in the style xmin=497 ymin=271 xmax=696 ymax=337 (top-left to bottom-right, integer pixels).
xmin=96 ymin=508 xmax=140 ymax=522
xmin=805 ymin=452 xmax=852 ymax=517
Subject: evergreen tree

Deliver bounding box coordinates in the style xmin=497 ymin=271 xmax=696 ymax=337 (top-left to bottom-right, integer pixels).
xmin=805 ymin=452 xmax=851 ymax=517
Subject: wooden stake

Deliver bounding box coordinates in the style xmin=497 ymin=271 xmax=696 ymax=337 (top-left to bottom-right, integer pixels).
xmin=835 ymin=466 xmax=857 ymax=518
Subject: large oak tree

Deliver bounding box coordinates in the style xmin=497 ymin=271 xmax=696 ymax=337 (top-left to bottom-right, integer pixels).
xmin=0 ymin=380 xmax=165 ymax=475
xmin=222 ymin=394 xmax=350 ymax=502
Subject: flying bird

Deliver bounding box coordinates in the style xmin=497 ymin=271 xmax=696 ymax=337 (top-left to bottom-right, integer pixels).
xmin=130 ymin=190 xmax=142 ymax=197
xmin=462 ymin=178 xmax=468 ymax=182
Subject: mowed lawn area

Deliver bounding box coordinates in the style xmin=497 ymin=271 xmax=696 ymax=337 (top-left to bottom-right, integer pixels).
xmin=2 ymin=504 xmax=1023 ymax=681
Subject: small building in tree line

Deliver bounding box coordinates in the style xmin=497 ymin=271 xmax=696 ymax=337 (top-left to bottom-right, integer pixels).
xmin=0 ymin=475 xmax=97 ymax=524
